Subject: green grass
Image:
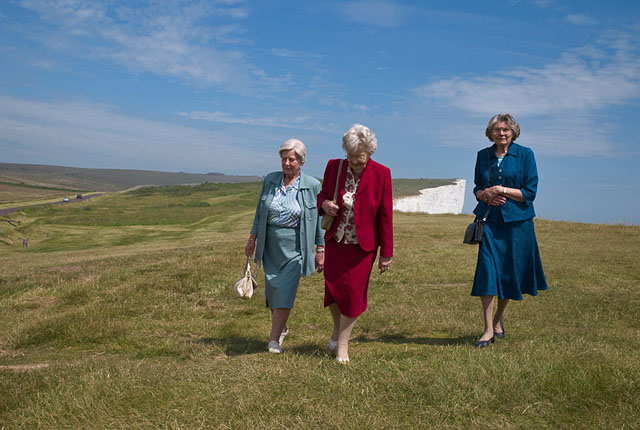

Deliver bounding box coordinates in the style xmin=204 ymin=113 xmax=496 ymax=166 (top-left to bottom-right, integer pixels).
xmin=0 ymin=180 xmax=86 ymax=193
xmin=1 ymin=183 xmax=639 ymax=429
xmin=392 ymin=178 xmax=458 ymax=197
xmin=0 ymin=183 xmax=77 ymax=207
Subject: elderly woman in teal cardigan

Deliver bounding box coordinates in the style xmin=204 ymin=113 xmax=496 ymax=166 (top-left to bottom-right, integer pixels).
xmin=471 ymin=113 xmax=547 ymax=348
xmin=245 ymin=138 xmax=325 ymax=354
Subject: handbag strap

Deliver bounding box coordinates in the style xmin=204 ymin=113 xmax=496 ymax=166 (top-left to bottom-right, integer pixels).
xmin=245 ymin=255 xmax=256 ymax=277
xmin=487 ymin=148 xmax=494 ymax=187
xmin=481 ymin=148 xmax=492 ymax=222
xmin=331 ymin=159 xmax=344 ymax=203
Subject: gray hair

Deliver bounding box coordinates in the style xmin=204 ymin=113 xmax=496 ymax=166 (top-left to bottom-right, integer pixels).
xmin=486 ymin=113 xmax=520 ymax=142
xmin=342 ymin=123 xmax=377 ymax=155
xmin=279 ymin=138 xmax=306 ymax=165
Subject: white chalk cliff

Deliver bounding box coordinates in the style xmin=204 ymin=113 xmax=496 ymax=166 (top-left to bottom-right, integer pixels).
xmin=393 ymin=179 xmax=466 ymax=214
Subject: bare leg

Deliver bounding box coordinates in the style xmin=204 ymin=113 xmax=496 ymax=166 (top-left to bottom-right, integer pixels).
xmin=493 ymin=298 xmax=509 ymax=334
xmin=329 ymin=303 xmax=340 ymax=342
xmin=336 ymin=314 xmax=357 ymax=360
xmin=269 ymin=308 xmax=291 ymax=343
xmin=479 ymin=295 xmax=495 ymax=341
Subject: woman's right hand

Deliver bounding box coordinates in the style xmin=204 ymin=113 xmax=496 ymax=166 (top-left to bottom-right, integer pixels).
xmin=245 ymin=236 xmax=256 ymax=257
xmin=479 ymin=186 xmax=506 ymax=206
xmin=322 ymin=199 xmax=340 ymax=216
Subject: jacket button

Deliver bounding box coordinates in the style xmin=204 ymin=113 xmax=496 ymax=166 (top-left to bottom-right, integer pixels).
xmin=498 ymin=176 xmax=502 ymax=180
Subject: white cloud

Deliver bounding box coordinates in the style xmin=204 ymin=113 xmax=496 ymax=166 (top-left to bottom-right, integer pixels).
xmin=0 ymin=95 xmax=275 ymax=174
xmin=416 ymin=34 xmax=640 ymax=116
xmin=272 ymin=48 xmax=298 ymax=58
xmin=529 ymin=0 xmax=555 ymax=7
xmin=15 ymin=0 xmax=260 ymax=91
xmin=186 ymin=110 xmax=332 ymax=132
xmin=338 ymin=0 xmax=406 ymax=28
xmin=567 ymin=14 xmax=597 ymax=26
xmin=413 ymin=33 xmax=640 ymax=156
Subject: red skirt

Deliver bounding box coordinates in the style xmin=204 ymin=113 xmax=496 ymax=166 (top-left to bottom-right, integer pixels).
xmin=324 ymin=239 xmax=377 ymax=318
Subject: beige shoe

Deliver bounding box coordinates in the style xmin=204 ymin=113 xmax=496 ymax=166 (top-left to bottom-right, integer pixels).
xmin=268 ymin=341 xmax=282 ymax=354
xmin=328 ymin=338 xmax=338 ymax=352
xmin=336 ymin=356 xmax=350 ymax=364
xmin=279 ymin=326 xmax=289 ymax=346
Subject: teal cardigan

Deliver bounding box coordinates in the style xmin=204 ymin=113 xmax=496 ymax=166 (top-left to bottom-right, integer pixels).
xmin=473 ymin=143 xmax=538 ymax=223
xmin=250 ymin=171 xmax=324 ymax=277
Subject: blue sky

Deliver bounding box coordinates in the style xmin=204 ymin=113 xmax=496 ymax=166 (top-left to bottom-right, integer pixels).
xmin=1 ymin=0 xmax=639 ymax=224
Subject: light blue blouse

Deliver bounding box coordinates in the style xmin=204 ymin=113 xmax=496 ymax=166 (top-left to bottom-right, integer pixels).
xmin=267 ymin=176 xmax=301 ymax=227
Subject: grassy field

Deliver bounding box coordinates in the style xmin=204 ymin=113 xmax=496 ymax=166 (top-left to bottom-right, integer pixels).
xmin=0 ymin=181 xmax=86 ymax=207
xmin=1 ymin=182 xmax=639 ymax=429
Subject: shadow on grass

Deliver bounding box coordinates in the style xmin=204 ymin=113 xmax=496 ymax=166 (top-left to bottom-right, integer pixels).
xmin=197 ymin=334 xmax=477 ymax=357
xmin=199 ymin=336 xmax=267 ymax=356
xmin=354 ymin=333 xmax=476 ymax=346
xmin=199 ymin=336 xmax=335 ymax=357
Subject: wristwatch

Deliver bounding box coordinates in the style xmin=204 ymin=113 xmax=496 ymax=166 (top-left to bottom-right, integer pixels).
xmin=502 ymin=187 xmax=507 ymax=195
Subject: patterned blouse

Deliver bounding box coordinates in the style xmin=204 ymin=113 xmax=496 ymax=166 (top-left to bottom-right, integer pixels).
xmin=267 ymin=175 xmax=301 ymax=227
xmin=335 ymin=167 xmax=360 ymax=244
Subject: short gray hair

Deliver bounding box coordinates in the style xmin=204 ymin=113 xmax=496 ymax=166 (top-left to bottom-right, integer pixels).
xmin=279 ymin=138 xmax=306 ymax=165
xmin=486 ymin=113 xmax=520 ymax=142
xmin=342 ymin=123 xmax=377 ymax=155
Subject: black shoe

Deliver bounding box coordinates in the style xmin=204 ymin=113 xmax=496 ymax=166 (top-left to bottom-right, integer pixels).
xmin=475 ymin=336 xmax=494 ymax=348
xmin=494 ymin=317 xmax=505 ymax=339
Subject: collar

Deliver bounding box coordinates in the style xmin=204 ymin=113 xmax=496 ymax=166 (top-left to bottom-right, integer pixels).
xmin=268 ymin=171 xmax=307 ymax=186
xmin=354 ymin=158 xmax=374 ymax=195
xmin=279 ymin=174 xmax=300 ymax=192
xmin=490 ymin=143 xmax=520 ymax=158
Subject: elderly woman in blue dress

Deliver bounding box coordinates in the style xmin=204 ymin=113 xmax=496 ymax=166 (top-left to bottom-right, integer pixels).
xmin=245 ymin=138 xmax=325 ymax=354
xmin=472 ymin=113 xmax=548 ymax=348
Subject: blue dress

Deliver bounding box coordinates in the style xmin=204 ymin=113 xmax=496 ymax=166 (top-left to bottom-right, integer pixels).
xmin=262 ymin=176 xmax=303 ymax=308
xmin=250 ymin=172 xmax=324 ymax=309
xmin=471 ymin=143 xmax=547 ymax=300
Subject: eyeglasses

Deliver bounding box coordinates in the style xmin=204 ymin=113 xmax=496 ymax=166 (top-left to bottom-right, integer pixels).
xmin=492 ymin=127 xmax=512 ymax=134
xmin=347 ymin=153 xmax=369 ymax=162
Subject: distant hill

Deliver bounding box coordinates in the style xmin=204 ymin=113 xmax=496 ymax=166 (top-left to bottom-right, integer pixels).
xmin=0 ymin=163 xmax=263 ymax=192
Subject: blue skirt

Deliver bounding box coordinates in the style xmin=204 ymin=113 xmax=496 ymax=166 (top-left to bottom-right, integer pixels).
xmin=263 ymin=224 xmax=302 ymax=309
xmin=471 ymin=217 xmax=547 ymax=300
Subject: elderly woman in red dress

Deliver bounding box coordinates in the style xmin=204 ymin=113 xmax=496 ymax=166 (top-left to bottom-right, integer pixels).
xmin=318 ymin=123 xmax=393 ymax=363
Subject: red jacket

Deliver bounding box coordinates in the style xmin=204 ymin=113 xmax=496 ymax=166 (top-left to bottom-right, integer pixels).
xmin=318 ymin=158 xmax=393 ymax=258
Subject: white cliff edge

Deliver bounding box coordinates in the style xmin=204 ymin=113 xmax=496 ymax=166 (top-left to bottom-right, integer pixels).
xmin=393 ymin=179 xmax=466 ymax=214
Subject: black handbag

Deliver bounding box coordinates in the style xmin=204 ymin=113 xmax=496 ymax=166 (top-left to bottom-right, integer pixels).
xmin=463 ymin=208 xmax=490 ymax=244
xmin=464 ymin=149 xmax=492 ymax=245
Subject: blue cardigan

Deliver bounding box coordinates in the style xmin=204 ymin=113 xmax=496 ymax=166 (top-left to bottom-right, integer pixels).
xmin=472 ymin=143 xmax=539 ymax=223
xmin=250 ymin=171 xmax=324 ymax=277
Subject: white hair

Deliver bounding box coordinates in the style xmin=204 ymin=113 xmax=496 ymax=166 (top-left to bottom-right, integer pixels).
xmin=342 ymin=123 xmax=377 ymax=155
xmin=486 ymin=113 xmax=521 ymax=142
xmin=279 ymin=138 xmax=306 ymax=165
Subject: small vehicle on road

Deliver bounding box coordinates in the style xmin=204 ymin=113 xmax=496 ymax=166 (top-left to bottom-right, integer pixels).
xmin=76 ymin=194 xmax=83 ymax=199
xmin=63 ymin=197 xmax=70 ymax=202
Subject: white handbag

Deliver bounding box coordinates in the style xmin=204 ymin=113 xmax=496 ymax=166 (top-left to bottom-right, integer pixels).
xmin=233 ymin=256 xmax=258 ymax=299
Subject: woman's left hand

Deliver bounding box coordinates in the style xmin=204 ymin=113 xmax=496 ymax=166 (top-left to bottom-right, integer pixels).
xmin=482 ymin=186 xmax=507 ymax=206
xmin=315 ymin=251 xmax=325 ymax=273
xmin=379 ymin=256 xmax=392 ymax=273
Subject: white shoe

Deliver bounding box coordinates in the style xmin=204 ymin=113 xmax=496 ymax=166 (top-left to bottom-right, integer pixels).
xmin=336 ymin=356 xmax=350 ymax=364
xmin=279 ymin=327 xmax=289 ymax=346
xmin=267 ymin=341 xmax=282 ymax=354
xmin=328 ymin=338 xmax=338 ymax=352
